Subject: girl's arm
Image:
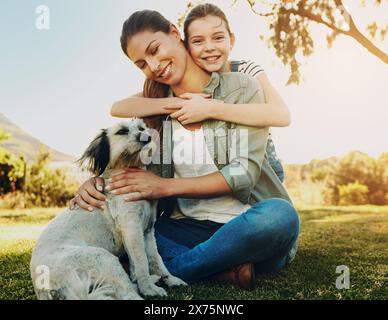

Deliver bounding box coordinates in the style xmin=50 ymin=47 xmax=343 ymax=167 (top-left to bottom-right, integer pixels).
xmin=209 ymin=72 xmax=291 ymax=127
xmin=110 ymin=91 xmax=180 ymax=118
xmin=165 ymin=73 xmax=291 ymax=127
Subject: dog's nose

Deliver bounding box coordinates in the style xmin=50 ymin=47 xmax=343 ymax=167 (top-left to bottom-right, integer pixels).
xmin=136 ymin=132 xmax=151 ymax=143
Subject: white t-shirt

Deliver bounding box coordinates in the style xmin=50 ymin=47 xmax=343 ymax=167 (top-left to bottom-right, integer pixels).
xmin=171 ymin=120 xmax=251 ymax=224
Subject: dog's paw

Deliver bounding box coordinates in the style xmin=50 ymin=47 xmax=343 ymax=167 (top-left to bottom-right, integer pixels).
xmin=163 ymin=275 xmax=188 ymax=287
xmin=138 ymin=280 xmax=167 ymax=298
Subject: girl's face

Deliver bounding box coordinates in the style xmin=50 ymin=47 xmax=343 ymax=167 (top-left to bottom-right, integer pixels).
xmin=187 ymin=15 xmax=235 ymax=73
xmin=126 ymin=27 xmax=187 ymax=86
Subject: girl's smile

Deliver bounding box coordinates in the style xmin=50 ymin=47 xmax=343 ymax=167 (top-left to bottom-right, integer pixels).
xmin=200 ymin=55 xmax=222 ymax=63
xmin=187 ymin=15 xmax=234 ymax=73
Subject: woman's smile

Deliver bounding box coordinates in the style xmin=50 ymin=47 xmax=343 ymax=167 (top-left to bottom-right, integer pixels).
xmin=158 ymin=62 xmax=173 ymax=80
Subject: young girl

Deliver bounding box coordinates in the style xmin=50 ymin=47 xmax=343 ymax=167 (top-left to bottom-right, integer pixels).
xmin=111 ymin=3 xmax=288 ymax=182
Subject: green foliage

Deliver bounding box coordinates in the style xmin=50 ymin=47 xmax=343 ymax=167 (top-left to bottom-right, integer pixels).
xmin=0 ymin=140 xmax=77 ymax=209
xmin=285 ymin=151 xmax=388 ymax=206
xmin=324 ymin=151 xmax=388 ymax=205
xmin=338 ymin=182 xmax=369 ymax=205
xmin=24 ymin=147 xmax=77 ymax=208
xmin=0 ymin=129 xmax=11 ymax=143
xmin=0 ymin=147 xmax=25 ymax=195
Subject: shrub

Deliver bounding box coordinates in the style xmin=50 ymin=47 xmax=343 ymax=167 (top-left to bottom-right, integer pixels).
xmin=338 ymin=182 xmax=369 ymax=205
xmin=323 ymin=151 xmax=388 ymax=205
xmin=0 ymin=147 xmax=77 ymax=209
xmin=0 ymin=148 xmax=25 ymax=194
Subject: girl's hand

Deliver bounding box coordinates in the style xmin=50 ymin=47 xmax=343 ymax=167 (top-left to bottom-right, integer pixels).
xmin=164 ymin=93 xmax=223 ymax=125
xmin=105 ymin=167 xmax=167 ymax=202
xmin=69 ymin=177 xmax=106 ymax=211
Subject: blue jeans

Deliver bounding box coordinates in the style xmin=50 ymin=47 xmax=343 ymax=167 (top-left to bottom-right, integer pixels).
xmin=267 ymin=136 xmax=285 ymax=183
xmin=154 ymin=198 xmax=299 ymax=284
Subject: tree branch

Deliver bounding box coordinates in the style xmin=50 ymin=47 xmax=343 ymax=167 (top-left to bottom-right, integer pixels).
xmin=243 ymin=0 xmax=275 ymax=17
xmin=244 ymin=0 xmax=388 ymax=64
xmin=335 ymin=0 xmax=388 ymax=63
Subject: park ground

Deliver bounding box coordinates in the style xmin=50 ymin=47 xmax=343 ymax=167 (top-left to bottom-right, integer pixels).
xmin=0 ymin=206 xmax=387 ymax=300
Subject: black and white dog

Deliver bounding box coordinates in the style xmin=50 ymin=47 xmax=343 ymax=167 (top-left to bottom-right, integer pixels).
xmin=30 ymin=119 xmax=186 ymax=300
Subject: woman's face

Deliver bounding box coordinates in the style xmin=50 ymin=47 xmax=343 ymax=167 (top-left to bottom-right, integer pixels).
xmin=187 ymin=15 xmax=234 ymax=73
xmin=126 ymin=27 xmax=187 ymax=86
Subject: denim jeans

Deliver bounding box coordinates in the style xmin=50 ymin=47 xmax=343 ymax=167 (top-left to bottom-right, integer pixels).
xmin=154 ymin=198 xmax=299 ymax=284
xmin=267 ymin=136 xmax=285 ymax=183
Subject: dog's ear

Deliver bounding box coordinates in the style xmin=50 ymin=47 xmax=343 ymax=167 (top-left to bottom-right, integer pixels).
xmin=77 ymin=129 xmax=110 ymax=176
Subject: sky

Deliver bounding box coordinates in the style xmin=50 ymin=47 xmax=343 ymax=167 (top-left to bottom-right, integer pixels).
xmin=0 ymin=0 xmax=387 ymax=164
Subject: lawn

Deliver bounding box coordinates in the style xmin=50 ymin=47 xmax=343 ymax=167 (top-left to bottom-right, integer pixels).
xmin=0 ymin=206 xmax=387 ymax=300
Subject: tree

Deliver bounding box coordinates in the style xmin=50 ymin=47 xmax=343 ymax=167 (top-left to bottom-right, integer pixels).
xmin=0 ymin=129 xmax=25 ymax=194
xmin=24 ymin=147 xmax=77 ymax=207
xmin=323 ymin=151 xmax=388 ymax=205
xmin=338 ymin=181 xmax=369 ymax=205
xmin=0 ymin=138 xmax=77 ymax=208
xmin=182 ymin=0 xmax=388 ymax=84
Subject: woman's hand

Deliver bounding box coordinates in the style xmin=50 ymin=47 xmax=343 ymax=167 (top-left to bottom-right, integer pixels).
xmin=69 ymin=177 xmax=106 ymax=211
xmin=106 ymin=167 xmax=168 ymax=202
xmin=164 ymin=93 xmax=223 ymax=125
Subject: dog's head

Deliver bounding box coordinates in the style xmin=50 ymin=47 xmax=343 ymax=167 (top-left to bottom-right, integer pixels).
xmin=77 ymin=119 xmax=152 ymax=176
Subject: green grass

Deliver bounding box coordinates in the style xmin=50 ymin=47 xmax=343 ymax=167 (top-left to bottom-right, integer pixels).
xmin=0 ymin=206 xmax=387 ymax=300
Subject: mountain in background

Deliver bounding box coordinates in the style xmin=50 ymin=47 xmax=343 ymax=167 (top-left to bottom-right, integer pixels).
xmin=0 ymin=112 xmax=75 ymax=164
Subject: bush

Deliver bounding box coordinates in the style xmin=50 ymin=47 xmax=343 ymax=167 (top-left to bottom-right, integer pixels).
xmin=1 ymin=129 xmax=78 ymax=208
xmin=0 ymin=191 xmax=28 ymax=209
xmin=24 ymin=149 xmax=78 ymax=208
xmin=0 ymin=148 xmax=25 ymax=194
xmin=369 ymin=190 xmax=387 ymax=205
xmin=338 ymin=182 xmax=369 ymax=205
xmin=322 ymin=151 xmax=388 ymax=205
xmin=0 ymin=147 xmax=78 ymax=209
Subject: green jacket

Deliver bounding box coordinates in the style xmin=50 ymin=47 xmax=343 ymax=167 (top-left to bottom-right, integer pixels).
xmin=148 ymin=71 xmax=291 ymax=216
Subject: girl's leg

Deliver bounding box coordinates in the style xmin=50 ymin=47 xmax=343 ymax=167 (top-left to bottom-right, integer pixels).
xmin=162 ymin=198 xmax=299 ymax=284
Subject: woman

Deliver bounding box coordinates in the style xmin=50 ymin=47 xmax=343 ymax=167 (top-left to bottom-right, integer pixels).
xmin=70 ymin=10 xmax=299 ymax=290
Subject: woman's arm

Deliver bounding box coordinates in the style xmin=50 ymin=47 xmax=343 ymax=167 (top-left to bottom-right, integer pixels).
xmin=164 ymin=172 xmax=232 ymax=198
xmin=165 ymin=73 xmax=291 ymax=127
xmin=70 ymin=168 xmax=232 ymax=209
xmin=110 ymin=91 xmax=180 ymax=118
xmin=106 ymin=168 xmax=232 ymax=202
